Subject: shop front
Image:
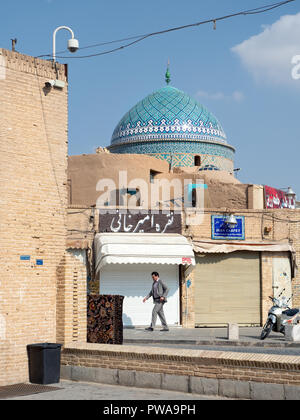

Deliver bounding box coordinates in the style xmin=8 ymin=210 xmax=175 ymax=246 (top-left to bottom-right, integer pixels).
xmin=94 ymin=233 xmax=195 ymax=327
xmin=192 ymin=240 xmax=296 ymax=327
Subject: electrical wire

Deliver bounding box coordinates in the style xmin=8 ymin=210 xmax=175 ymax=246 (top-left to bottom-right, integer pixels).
xmin=36 ymin=0 xmax=296 ymax=60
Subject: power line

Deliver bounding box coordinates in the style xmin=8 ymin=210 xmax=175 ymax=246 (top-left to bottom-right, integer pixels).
xmin=36 ymin=0 xmax=296 ymax=60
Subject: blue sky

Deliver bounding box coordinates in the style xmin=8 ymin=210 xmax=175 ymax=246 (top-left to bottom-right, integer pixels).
xmin=1 ymin=0 xmax=300 ymax=197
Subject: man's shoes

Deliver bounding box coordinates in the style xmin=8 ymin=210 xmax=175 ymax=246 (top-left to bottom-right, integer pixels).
xmin=145 ymin=327 xmax=154 ymax=331
xmin=160 ymin=328 xmax=169 ymax=332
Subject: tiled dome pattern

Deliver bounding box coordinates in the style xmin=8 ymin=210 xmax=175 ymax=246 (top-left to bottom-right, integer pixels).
xmin=108 ymin=85 xmax=235 ymax=170
xmin=111 ymin=86 xmax=227 ymax=146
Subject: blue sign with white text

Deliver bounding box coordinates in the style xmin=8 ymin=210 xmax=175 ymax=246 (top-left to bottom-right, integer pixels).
xmin=20 ymin=255 xmax=30 ymax=261
xmin=211 ymin=215 xmax=245 ymax=240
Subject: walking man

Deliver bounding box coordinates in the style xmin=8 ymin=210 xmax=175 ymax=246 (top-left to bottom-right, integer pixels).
xmin=143 ymin=271 xmax=169 ymax=331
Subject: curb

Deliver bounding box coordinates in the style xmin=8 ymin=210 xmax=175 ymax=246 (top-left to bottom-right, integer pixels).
xmin=61 ymin=365 xmax=300 ymax=400
xmin=123 ymin=338 xmax=300 ymax=348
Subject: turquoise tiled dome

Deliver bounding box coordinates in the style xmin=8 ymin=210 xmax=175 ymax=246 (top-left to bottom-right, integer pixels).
xmin=108 ymin=84 xmax=235 ymax=170
xmin=110 ymin=86 xmax=227 ymax=146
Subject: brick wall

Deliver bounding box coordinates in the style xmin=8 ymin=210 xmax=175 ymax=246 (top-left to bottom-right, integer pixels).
xmin=0 ymin=49 xmax=68 ymax=385
xmin=61 ymin=342 xmax=300 ymax=386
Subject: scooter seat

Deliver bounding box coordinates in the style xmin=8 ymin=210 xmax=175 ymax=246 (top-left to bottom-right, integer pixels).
xmin=282 ymin=308 xmax=299 ymax=317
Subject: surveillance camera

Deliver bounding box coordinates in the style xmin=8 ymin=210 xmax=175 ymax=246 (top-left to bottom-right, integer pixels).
xmin=45 ymin=80 xmax=55 ymax=88
xmin=44 ymin=79 xmax=65 ymax=89
xmin=68 ymin=38 xmax=79 ymax=53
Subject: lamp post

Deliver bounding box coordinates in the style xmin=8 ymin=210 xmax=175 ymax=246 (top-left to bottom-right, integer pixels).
xmin=52 ymin=26 xmax=79 ymax=62
xmin=286 ymin=187 xmax=296 ymax=200
xmin=225 ymin=214 xmax=238 ymax=229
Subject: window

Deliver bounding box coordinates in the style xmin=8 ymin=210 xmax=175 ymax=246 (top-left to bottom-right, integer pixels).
xmin=192 ymin=188 xmax=197 ymax=207
xmin=194 ymin=155 xmax=201 ymax=167
xmin=150 ymin=170 xmax=160 ymax=184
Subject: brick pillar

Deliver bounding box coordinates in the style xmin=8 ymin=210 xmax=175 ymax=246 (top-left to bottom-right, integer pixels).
xmin=56 ymin=251 xmax=87 ymax=345
xmin=181 ymin=265 xmax=195 ymax=328
xmin=261 ymin=252 xmax=273 ymax=324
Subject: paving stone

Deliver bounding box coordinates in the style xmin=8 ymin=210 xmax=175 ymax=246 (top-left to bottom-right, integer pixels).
xmin=161 ymin=374 xmax=189 ymax=393
xmin=135 ymin=371 xmax=162 ymax=389
xmin=60 ymin=365 xmax=72 ymax=380
xmin=250 ymin=382 xmax=284 ymax=400
xmin=118 ymin=369 xmax=136 ymax=387
xmin=71 ymin=366 xmax=95 ymax=383
xmin=94 ymin=367 xmax=119 ymax=385
xmin=193 ymin=377 xmax=218 ymax=396
xmin=284 ymin=385 xmax=300 ymax=400
xmin=219 ymin=379 xmax=250 ymax=399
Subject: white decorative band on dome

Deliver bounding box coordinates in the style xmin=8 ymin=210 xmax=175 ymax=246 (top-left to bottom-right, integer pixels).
xmin=112 ymin=120 xmax=227 ymax=143
xmin=110 ymin=133 xmax=230 ymax=147
xmin=108 ymin=136 xmax=235 ymax=153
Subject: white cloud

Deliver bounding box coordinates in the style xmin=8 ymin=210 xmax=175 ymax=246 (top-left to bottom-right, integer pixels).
xmin=232 ymin=90 xmax=245 ymax=102
xmin=197 ymin=90 xmax=244 ymax=102
xmin=231 ymin=13 xmax=300 ymax=86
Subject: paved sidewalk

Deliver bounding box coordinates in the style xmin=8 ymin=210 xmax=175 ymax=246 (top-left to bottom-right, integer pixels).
xmin=123 ymin=326 xmax=300 ymax=348
xmin=4 ymin=380 xmax=231 ymax=400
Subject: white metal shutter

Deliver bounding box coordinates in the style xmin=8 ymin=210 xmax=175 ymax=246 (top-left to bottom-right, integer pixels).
xmin=100 ymin=264 xmax=179 ymax=326
xmin=194 ymin=252 xmax=261 ymax=326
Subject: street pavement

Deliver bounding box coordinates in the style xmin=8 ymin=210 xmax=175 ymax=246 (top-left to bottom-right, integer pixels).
xmin=5 ymin=327 xmax=298 ymax=401
xmin=123 ymin=326 xmax=300 ymax=348
xmin=4 ymin=380 xmax=232 ymax=400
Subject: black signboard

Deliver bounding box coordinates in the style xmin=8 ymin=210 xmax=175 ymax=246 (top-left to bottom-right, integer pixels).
xmin=99 ymin=210 xmax=181 ymax=234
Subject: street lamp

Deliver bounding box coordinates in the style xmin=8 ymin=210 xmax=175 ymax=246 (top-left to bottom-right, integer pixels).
xmin=286 ymin=187 xmax=296 ymax=200
xmin=225 ymin=214 xmax=238 ymax=229
xmin=52 ymin=26 xmax=79 ymax=62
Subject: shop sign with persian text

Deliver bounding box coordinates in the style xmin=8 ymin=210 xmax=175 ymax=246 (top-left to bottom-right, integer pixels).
xmin=211 ymin=215 xmax=245 ymax=240
xmin=99 ymin=211 xmax=181 ymax=234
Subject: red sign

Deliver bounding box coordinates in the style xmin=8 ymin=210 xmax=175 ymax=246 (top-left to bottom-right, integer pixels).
xmin=264 ymin=186 xmax=295 ymax=209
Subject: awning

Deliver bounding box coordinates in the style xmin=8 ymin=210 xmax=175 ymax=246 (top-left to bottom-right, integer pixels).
xmin=192 ymin=239 xmax=295 ymax=254
xmin=192 ymin=239 xmax=297 ymax=278
xmin=94 ymin=233 xmax=195 ymax=272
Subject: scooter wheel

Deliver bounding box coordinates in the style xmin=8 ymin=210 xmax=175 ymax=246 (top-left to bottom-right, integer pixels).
xmin=260 ymin=320 xmax=274 ymax=340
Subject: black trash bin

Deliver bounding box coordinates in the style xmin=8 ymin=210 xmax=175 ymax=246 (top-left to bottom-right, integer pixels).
xmin=27 ymin=343 xmax=62 ymax=385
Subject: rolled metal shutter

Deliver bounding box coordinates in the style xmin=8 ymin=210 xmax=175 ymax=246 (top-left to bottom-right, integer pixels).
xmin=194 ymin=252 xmax=261 ymax=326
xmin=100 ymin=264 xmax=180 ymax=326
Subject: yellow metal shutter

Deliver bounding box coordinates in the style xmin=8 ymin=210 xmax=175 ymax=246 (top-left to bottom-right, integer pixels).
xmin=194 ymin=252 xmax=261 ymax=326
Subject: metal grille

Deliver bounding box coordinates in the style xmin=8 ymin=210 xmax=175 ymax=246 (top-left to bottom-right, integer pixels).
xmin=0 ymin=383 xmax=62 ymax=399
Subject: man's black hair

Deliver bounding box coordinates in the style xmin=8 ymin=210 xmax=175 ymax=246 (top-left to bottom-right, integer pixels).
xmin=151 ymin=271 xmax=159 ymax=277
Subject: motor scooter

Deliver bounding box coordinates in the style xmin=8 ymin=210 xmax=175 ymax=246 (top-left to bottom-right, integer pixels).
xmin=260 ymin=289 xmax=300 ymax=340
